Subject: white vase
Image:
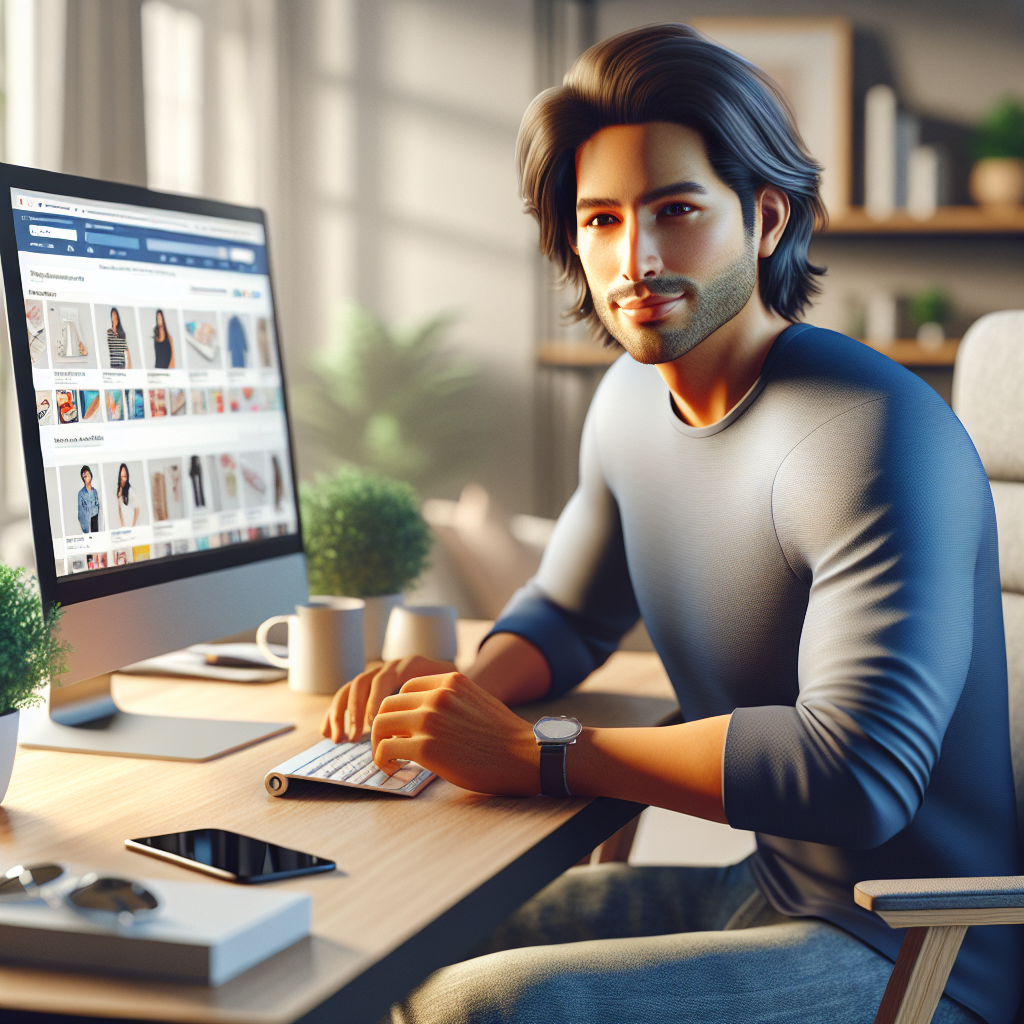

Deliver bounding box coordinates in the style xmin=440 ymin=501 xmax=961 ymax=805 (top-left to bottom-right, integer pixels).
xmin=361 ymin=594 xmax=404 ymax=662
xmin=0 ymin=710 xmax=19 ymax=805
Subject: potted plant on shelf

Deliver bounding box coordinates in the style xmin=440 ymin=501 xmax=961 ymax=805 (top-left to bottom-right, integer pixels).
xmin=0 ymin=566 xmax=70 ymax=803
xmin=300 ymin=468 xmax=432 ymax=661
xmin=969 ymin=97 xmax=1024 ymax=209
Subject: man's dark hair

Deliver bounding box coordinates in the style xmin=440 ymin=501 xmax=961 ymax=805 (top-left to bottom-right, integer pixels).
xmin=516 ymin=24 xmax=826 ymax=334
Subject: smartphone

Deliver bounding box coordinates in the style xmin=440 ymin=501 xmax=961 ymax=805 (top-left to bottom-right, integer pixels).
xmin=125 ymin=828 xmax=336 ymax=884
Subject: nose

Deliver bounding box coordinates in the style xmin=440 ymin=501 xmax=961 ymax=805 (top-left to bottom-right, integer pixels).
xmin=619 ymin=213 xmax=663 ymax=282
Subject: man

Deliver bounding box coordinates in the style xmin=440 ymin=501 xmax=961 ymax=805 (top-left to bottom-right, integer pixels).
xmin=323 ymin=25 xmax=1020 ymax=1024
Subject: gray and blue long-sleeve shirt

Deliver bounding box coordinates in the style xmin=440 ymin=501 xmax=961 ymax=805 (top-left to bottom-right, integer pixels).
xmin=493 ymin=324 xmax=1021 ymax=1024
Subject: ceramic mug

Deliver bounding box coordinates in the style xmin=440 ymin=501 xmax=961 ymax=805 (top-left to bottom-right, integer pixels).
xmin=311 ymin=593 xmax=401 ymax=663
xmin=256 ymin=599 xmax=365 ymax=695
xmin=381 ymin=605 xmax=458 ymax=663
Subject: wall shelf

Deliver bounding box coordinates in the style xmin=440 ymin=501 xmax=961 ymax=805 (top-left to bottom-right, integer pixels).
xmin=818 ymin=207 xmax=1024 ymax=236
xmin=538 ymin=342 xmax=621 ymax=368
xmin=858 ymin=338 xmax=960 ymax=366
xmin=538 ymin=338 xmax=961 ymax=370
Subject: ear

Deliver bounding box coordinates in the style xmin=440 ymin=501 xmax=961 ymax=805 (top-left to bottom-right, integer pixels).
xmin=567 ymin=225 xmax=579 ymax=256
xmin=756 ymin=186 xmax=790 ymax=259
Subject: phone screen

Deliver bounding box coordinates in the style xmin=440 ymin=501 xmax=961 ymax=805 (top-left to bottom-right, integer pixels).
xmin=126 ymin=829 xmax=336 ymax=884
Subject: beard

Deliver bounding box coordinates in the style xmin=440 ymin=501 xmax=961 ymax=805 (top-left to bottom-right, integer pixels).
xmin=591 ymin=244 xmax=758 ymax=365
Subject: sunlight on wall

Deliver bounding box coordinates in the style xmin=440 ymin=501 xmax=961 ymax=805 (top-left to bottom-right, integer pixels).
xmin=141 ymin=0 xmax=203 ymax=195
xmin=218 ymin=29 xmax=257 ymax=206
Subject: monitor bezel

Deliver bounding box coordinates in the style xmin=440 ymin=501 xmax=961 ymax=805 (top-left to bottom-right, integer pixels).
xmin=0 ymin=162 xmax=305 ymax=612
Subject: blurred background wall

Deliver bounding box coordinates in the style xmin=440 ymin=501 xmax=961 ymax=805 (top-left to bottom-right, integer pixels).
xmin=0 ymin=0 xmax=1022 ymax=530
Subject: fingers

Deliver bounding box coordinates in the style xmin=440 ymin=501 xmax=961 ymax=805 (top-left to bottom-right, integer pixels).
xmin=399 ymin=670 xmax=463 ymax=694
xmin=322 ymin=660 xmax=462 ymax=746
xmin=363 ymin=661 xmax=403 ymax=733
xmin=344 ymin=665 xmax=382 ymax=742
xmin=321 ymin=681 xmax=352 ymax=743
xmin=372 ymin=735 xmax=417 ymax=774
xmin=364 ymin=657 xmax=457 ymax=732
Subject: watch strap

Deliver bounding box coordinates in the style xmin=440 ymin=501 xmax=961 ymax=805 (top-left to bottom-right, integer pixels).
xmin=539 ymin=743 xmax=572 ymax=798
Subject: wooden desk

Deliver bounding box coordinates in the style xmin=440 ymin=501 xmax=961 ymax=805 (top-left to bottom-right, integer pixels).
xmin=0 ymin=621 xmax=678 ymax=1023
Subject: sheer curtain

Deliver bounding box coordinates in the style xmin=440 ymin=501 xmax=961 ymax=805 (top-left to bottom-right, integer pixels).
xmin=2 ymin=0 xmax=68 ymax=542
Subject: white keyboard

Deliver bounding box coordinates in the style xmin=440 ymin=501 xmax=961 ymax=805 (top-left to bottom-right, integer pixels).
xmin=265 ymin=738 xmax=436 ymax=798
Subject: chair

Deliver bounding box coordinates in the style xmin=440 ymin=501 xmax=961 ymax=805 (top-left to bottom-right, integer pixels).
xmin=856 ymin=310 xmax=1024 ymax=1024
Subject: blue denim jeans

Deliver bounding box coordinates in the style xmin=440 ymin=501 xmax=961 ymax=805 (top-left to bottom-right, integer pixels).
xmin=390 ymin=859 xmax=984 ymax=1024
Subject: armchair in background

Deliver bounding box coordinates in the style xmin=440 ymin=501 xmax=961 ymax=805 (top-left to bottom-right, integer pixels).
xmin=858 ymin=310 xmax=1024 ymax=1024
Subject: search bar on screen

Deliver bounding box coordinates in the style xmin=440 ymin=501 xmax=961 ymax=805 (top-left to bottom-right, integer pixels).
xmin=146 ymin=238 xmax=229 ymax=260
xmin=29 ymin=224 xmax=77 ymax=241
xmin=84 ymin=232 xmax=140 ymax=249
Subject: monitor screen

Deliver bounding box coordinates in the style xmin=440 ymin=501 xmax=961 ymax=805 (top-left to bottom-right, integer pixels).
xmin=2 ymin=177 xmax=302 ymax=608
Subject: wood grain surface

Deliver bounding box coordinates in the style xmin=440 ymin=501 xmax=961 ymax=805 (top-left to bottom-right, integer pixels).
xmin=0 ymin=620 xmax=678 ymax=1022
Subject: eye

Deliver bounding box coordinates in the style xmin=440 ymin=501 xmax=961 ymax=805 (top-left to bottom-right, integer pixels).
xmin=583 ymin=213 xmax=619 ymax=228
xmin=659 ymin=202 xmax=694 ymax=218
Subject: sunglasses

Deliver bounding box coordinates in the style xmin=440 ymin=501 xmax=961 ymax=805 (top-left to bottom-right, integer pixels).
xmin=0 ymin=863 xmax=159 ymax=927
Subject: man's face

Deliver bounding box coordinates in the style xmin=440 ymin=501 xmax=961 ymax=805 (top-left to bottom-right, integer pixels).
xmin=574 ymin=122 xmax=757 ymax=364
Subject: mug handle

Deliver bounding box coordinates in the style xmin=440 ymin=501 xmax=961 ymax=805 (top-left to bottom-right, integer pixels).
xmin=256 ymin=615 xmax=293 ymax=668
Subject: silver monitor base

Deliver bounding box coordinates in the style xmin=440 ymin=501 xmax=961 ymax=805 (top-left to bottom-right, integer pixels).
xmin=19 ymin=674 xmax=293 ymax=762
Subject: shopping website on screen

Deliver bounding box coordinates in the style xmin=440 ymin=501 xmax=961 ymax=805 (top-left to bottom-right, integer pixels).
xmin=12 ymin=188 xmax=299 ymax=578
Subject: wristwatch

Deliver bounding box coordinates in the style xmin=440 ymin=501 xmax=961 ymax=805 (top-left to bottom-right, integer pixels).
xmin=533 ymin=716 xmax=583 ymax=797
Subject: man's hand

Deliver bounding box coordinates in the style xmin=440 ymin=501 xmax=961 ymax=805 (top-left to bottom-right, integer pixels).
xmin=320 ymin=655 xmax=455 ymax=743
xmin=371 ymin=672 xmax=540 ymax=796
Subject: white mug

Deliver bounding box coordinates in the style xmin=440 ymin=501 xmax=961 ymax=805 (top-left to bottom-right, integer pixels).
xmin=311 ymin=593 xmax=401 ymax=663
xmin=256 ymin=599 xmax=365 ymax=695
xmin=381 ymin=605 xmax=458 ymax=663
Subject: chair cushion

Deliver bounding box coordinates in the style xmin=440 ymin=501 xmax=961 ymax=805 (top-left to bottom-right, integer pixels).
xmin=953 ymin=310 xmax=1024 ymax=482
xmin=993 ymin=482 xmax=1024 ymax=595
xmin=1006 ymin=591 xmax=1024 ymax=846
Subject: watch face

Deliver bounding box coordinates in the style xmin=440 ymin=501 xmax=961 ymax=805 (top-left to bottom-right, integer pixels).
xmin=534 ymin=717 xmax=581 ymax=741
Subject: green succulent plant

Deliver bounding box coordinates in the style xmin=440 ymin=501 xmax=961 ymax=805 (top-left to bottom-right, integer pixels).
xmin=971 ymin=97 xmax=1024 ymax=160
xmin=908 ymin=288 xmax=952 ymax=331
xmin=300 ymin=467 xmax=431 ymax=598
xmin=0 ymin=566 xmax=70 ymax=715
xmin=293 ymin=304 xmax=480 ymax=490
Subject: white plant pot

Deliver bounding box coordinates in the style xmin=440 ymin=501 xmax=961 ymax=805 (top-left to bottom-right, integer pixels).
xmin=0 ymin=710 xmax=19 ymax=805
xmin=361 ymin=594 xmax=404 ymax=662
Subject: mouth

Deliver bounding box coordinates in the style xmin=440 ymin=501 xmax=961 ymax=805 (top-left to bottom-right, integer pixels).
xmin=615 ymin=295 xmax=686 ymax=325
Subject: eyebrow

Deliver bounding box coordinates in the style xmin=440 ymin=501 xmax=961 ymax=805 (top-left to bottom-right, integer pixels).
xmin=576 ymin=180 xmax=708 ymax=212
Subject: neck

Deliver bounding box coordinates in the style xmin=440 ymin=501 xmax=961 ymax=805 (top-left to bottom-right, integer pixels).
xmin=656 ymin=293 xmax=790 ymax=428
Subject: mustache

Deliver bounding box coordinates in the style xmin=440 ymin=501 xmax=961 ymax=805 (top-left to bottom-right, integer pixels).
xmin=605 ymin=275 xmax=699 ymax=306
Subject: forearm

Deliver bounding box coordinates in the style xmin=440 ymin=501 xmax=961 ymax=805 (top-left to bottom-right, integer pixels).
xmin=464 ymin=631 xmax=551 ymax=706
xmin=566 ymin=715 xmax=731 ymax=823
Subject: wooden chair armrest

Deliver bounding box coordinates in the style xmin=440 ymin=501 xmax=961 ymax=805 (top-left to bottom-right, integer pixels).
xmin=855 ymin=875 xmax=1024 ymax=928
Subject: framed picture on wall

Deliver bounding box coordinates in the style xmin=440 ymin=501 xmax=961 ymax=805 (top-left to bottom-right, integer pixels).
xmin=693 ymin=17 xmax=852 ymax=217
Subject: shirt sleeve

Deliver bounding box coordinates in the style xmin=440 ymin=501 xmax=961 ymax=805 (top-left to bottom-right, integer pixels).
xmin=489 ymin=396 xmax=640 ymax=698
xmin=723 ymin=396 xmax=994 ymax=849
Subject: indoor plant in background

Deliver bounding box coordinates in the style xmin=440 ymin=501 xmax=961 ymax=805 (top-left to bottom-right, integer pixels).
xmin=301 ymin=468 xmax=432 ymax=661
xmin=969 ymin=96 xmax=1024 ymax=209
xmin=908 ymin=286 xmax=952 ymax=348
xmin=292 ymin=304 xmax=482 ymax=495
xmin=0 ymin=565 xmax=70 ymax=803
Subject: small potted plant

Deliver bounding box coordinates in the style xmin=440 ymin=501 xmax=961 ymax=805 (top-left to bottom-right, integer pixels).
xmin=0 ymin=566 xmax=69 ymax=803
xmin=300 ymin=468 xmax=432 ymax=660
xmin=969 ymin=97 xmax=1024 ymax=208
xmin=908 ymin=287 xmax=952 ymax=349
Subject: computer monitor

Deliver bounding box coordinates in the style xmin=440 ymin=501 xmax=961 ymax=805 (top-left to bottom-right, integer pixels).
xmin=0 ymin=164 xmax=308 ymax=760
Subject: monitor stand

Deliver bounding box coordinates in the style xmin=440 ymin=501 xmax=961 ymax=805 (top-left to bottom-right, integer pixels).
xmin=19 ymin=672 xmax=293 ymax=761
